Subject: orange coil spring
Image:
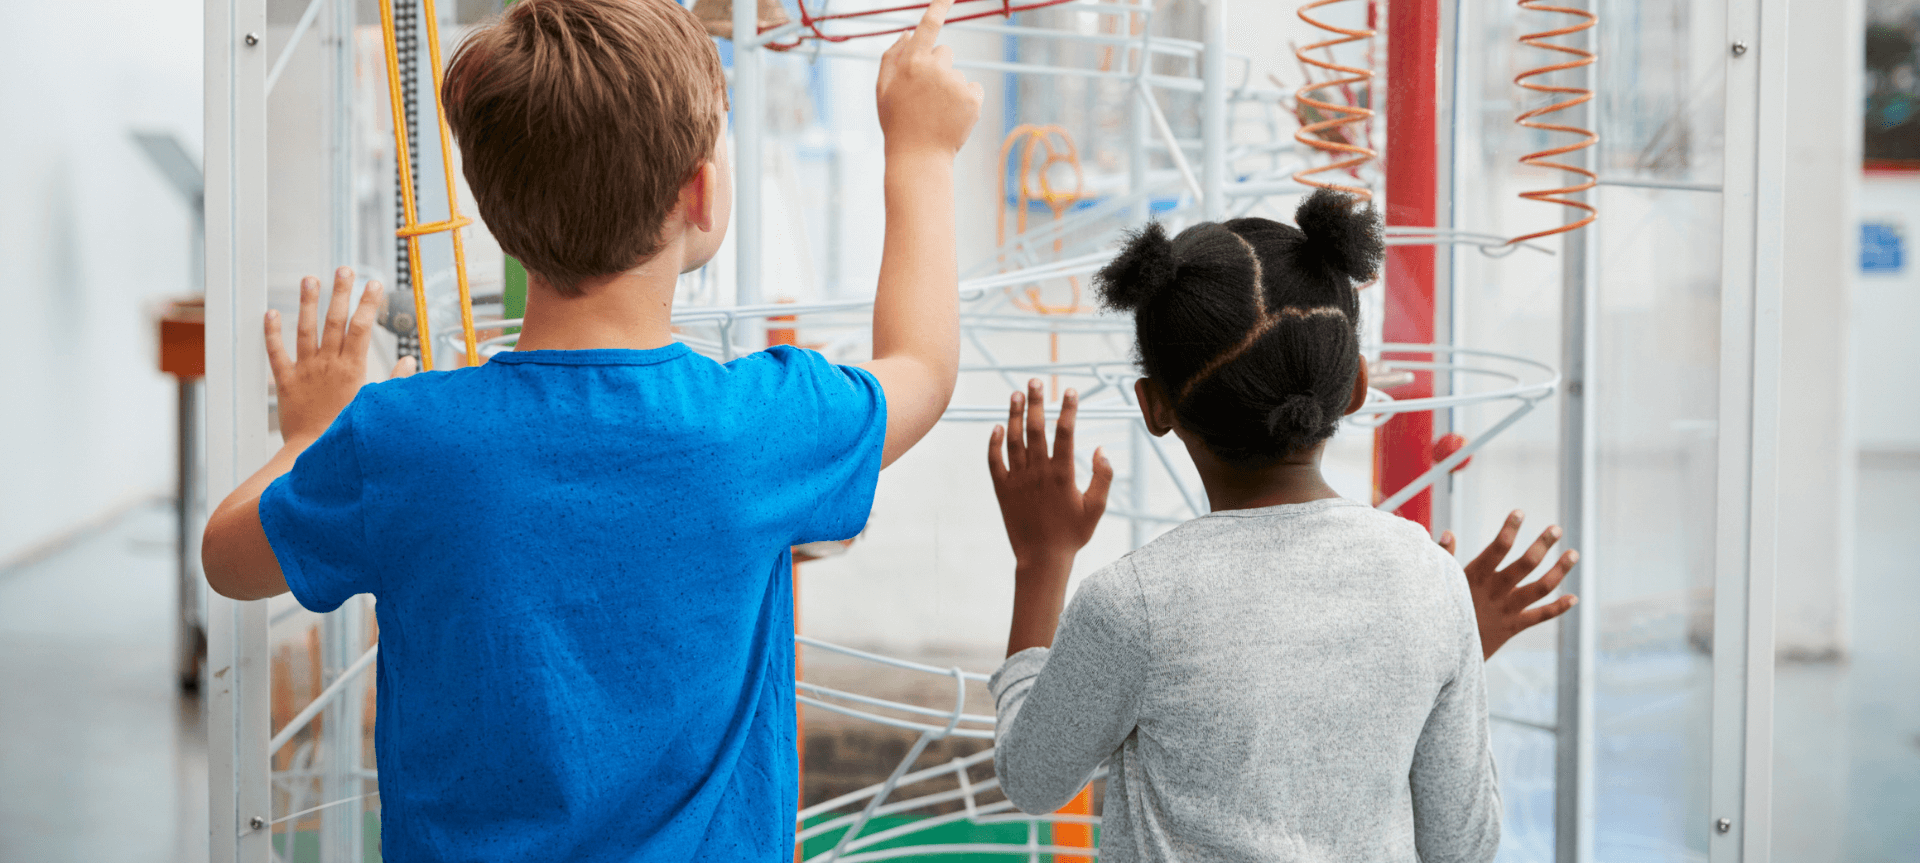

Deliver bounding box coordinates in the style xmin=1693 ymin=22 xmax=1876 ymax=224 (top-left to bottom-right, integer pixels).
xmin=1292 ymin=0 xmax=1377 ymax=201
xmin=1509 ymin=0 xmax=1598 ymax=245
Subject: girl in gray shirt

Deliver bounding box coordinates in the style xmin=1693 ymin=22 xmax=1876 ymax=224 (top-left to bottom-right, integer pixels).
xmin=982 ymin=190 xmax=1579 ymax=862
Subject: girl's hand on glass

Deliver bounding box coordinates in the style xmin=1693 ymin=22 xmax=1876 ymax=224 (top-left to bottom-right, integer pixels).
xmin=1440 ymin=510 xmax=1581 ymax=660
xmin=987 ymin=380 xmax=1113 ymax=573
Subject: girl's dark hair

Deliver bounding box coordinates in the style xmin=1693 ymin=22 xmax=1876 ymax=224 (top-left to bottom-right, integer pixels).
xmin=1095 ymin=188 xmax=1383 ymax=463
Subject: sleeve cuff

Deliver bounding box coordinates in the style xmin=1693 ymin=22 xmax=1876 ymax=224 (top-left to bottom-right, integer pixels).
xmin=989 ymin=647 xmax=1050 ymax=708
xmin=259 ymin=475 xmax=341 ymax=614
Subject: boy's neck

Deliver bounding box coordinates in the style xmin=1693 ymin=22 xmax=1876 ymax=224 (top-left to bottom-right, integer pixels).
xmin=1179 ymin=435 xmax=1341 ymax=512
xmin=512 ymin=249 xmax=684 ymax=353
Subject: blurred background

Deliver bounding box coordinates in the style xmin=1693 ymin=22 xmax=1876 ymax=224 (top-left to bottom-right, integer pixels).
xmin=0 ymin=0 xmax=1914 ymax=861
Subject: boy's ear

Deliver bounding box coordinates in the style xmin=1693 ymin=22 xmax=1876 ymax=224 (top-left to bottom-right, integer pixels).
xmin=1344 ymin=354 xmax=1371 ymax=416
xmin=1134 ymin=378 xmax=1176 ymax=437
xmin=680 ymin=160 xmax=719 ymax=233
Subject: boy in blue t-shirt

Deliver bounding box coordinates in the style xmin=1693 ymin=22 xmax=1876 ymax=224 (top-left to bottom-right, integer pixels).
xmin=200 ymin=0 xmax=982 ymax=859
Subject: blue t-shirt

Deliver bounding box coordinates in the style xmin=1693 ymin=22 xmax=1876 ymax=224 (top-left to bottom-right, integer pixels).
xmin=260 ymin=343 xmax=885 ymax=862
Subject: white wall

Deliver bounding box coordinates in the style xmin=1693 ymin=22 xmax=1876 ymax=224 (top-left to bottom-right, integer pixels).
xmin=0 ymin=1 xmax=203 ymax=566
xmin=1855 ymin=175 xmax=1920 ymax=454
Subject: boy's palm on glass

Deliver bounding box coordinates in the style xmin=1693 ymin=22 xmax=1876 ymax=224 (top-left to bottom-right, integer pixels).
xmin=988 ymin=381 xmax=1113 ymax=566
xmin=267 ymin=267 xmax=414 ymax=444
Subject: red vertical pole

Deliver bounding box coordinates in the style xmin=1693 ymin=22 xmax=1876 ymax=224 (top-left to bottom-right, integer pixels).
xmin=1375 ymin=0 xmax=1439 ymax=529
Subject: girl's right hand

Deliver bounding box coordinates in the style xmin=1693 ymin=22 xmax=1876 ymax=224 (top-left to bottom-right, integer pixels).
xmin=1440 ymin=511 xmax=1581 ymax=660
xmin=987 ymin=380 xmax=1114 ymax=571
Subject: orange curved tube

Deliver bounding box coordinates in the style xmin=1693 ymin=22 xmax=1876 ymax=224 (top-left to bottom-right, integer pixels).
xmin=1509 ymin=0 xmax=1598 ymax=245
xmin=995 ymin=124 xmax=1085 ymax=316
xmin=377 ymin=0 xmax=480 ymax=369
xmin=1292 ymin=0 xmax=1376 ymax=201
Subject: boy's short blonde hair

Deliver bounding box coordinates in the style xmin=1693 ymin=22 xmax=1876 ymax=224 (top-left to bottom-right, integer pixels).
xmin=445 ymin=0 xmax=727 ymax=296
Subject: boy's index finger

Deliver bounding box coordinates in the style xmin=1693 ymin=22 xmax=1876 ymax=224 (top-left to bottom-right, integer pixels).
xmin=906 ymin=0 xmax=953 ymax=52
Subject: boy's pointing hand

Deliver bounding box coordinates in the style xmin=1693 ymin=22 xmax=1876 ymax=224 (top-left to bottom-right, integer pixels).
xmin=266 ymin=267 xmax=416 ymax=445
xmin=876 ymin=0 xmax=983 ymax=159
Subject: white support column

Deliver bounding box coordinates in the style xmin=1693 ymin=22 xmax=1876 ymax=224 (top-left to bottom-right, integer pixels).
xmin=1772 ymin=0 xmax=1862 ymax=661
xmin=733 ymin=0 xmax=763 ymax=307
xmin=1199 ymin=0 xmax=1226 ymax=220
xmin=1710 ymin=0 xmax=1789 ymax=858
xmin=205 ymin=0 xmax=275 ymax=861
xmin=1553 ymin=4 xmax=1597 ymax=861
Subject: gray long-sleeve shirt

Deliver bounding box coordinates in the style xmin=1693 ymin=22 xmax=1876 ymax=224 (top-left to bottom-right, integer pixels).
xmin=989 ymin=498 xmax=1499 ymax=863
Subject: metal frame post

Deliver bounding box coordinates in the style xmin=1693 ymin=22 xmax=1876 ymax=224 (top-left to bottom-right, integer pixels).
xmin=322 ymin=1 xmax=368 ymax=857
xmin=206 ymin=0 xmax=275 ymax=860
xmin=1199 ymin=0 xmax=1225 ymax=220
xmin=734 ymin=0 xmax=764 ymax=307
xmin=1710 ymin=0 xmax=1787 ymax=858
xmin=1432 ymin=0 xmax=1461 ymax=538
xmin=1552 ymin=2 xmax=1598 ymax=859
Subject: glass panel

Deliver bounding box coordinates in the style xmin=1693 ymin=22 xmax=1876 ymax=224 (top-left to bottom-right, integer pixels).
xmin=1453 ymin=0 xmax=1725 ymax=859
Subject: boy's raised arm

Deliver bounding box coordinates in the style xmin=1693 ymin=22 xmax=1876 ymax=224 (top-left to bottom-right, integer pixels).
xmin=859 ymin=0 xmax=982 ymax=468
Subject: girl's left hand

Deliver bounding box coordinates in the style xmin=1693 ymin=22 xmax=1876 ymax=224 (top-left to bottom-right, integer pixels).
xmin=988 ymin=380 xmax=1114 ymax=571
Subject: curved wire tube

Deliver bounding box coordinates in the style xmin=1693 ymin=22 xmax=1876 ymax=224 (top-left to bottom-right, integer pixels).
xmin=995 ymin=124 xmax=1088 ymax=399
xmin=1509 ymin=0 xmax=1598 ymax=245
xmin=766 ymin=0 xmax=1082 ymax=49
xmin=1292 ymin=0 xmax=1377 ymax=200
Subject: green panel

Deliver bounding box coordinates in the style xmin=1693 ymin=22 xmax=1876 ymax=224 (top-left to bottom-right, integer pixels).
xmin=270 ymin=810 xmax=1086 ymax=861
xmin=800 ymin=813 xmax=1094 ymax=861
xmin=504 ymin=254 xmax=526 ymax=336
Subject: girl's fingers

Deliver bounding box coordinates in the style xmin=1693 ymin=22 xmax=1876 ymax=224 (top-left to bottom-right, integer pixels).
xmin=1022 ymin=379 xmax=1047 ymax=462
xmin=1470 ymin=510 xmax=1524 ymax=574
xmin=389 ymin=355 xmax=417 ymax=379
xmin=1052 ymin=388 xmax=1078 ymax=465
xmin=320 ymin=267 xmax=356 ymax=353
xmin=1083 ymin=446 xmax=1114 ymax=517
xmin=1513 ymin=595 xmax=1578 ymax=631
xmin=1005 ymin=390 xmax=1028 ymax=469
xmin=1511 ymin=563 xmax=1569 ymax=608
xmin=296 ymin=277 xmax=320 ymax=359
xmin=1438 ymin=530 xmax=1457 ymax=556
xmin=987 ymin=424 xmax=1009 ymax=483
xmin=264 ymin=310 xmax=291 ymax=382
xmin=1500 ymin=526 xmax=1562 ymax=588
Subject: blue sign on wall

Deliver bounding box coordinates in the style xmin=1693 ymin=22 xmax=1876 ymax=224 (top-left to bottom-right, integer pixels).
xmin=1862 ymin=221 xmax=1905 ymax=273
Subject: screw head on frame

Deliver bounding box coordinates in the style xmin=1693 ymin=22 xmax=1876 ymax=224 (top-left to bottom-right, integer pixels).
xmin=1716 ymin=817 xmax=1732 ymax=834
xmin=1730 ymin=41 xmax=1748 ymax=56
xmin=244 ymin=32 xmax=260 ymax=46
xmin=249 ymin=815 xmax=266 ymax=830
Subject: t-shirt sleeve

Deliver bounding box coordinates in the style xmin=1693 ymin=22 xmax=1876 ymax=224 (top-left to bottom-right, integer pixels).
xmin=259 ymin=403 xmax=376 ymax=614
xmin=759 ymin=345 xmax=887 ymax=544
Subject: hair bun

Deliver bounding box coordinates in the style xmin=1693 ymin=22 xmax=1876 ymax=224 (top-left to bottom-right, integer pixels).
xmin=1294 ymin=188 xmax=1384 ymax=283
xmin=1265 ymin=393 xmax=1325 ymax=436
xmin=1096 ymin=222 xmax=1179 ymax=312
